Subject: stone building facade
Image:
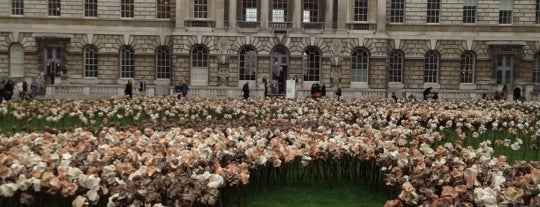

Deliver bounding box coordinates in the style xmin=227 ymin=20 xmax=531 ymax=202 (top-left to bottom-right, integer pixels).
xmin=1 ymin=0 xmax=540 ymax=99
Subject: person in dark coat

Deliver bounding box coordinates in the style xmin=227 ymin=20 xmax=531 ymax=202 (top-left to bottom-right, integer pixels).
xmin=0 ymin=80 xmax=5 ymax=104
xmin=391 ymin=92 xmax=398 ymax=103
xmin=138 ymin=78 xmax=147 ymax=96
xmin=513 ymin=87 xmax=522 ymax=101
xmin=321 ymin=84 xmax=326 ymax=97
xmin=242 ymin=82 xmax=250 ymax=100
xmin=21 ymin=80 xmax=28 ymax=101
xmin=335 ymin=87 xmax=342 ymax=100
xmin=124 ymin=79 xmax=133 ymax=100
xmin=423 ymin=87 xmax=433 ymax=100
xmin=4 ymin=80 xmax=14 ymax=101
xmin=180 ymin=81 xmax=189 ymax=100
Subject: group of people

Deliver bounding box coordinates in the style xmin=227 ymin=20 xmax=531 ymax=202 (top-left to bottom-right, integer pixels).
xmin=0 ymin=78 xmax=40 ymax=104
xmin=124 ymin=79 xmax=149 ymax=100
xmin=310 ymin=83 xmax=327 ymax=99
xmin=493 ymin=84 xmax=524 ymax=101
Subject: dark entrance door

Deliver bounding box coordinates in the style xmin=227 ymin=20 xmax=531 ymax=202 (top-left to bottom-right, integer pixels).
xmin=271 ymin=47 xmax=289 ymax=95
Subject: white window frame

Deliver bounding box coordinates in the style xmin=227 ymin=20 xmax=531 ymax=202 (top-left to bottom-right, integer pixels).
xmin=156 ymin=47 xmax=170 ymax=79
xmin=120 ymin=46 xmax=134 ymax=78
xmin=9 ymin=43 xmax=24 ymax=78
xmin=424 ymin=50 xmax=439 ymax=83
xmin=12 ymin=0 xmax=24 ymax=15
xmin=460 ymin=51 xmax=475 ymax=84
xmin=84 ymin=45 xmax=98 ymax=78
xmin=351 ymin=47 xmax=369 ymax=83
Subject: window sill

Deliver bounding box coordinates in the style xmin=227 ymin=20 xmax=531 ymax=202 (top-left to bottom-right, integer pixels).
xmin=459 ymin=83 xmax=476 ymax=90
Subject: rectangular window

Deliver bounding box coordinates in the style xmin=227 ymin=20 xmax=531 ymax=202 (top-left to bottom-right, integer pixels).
xmin=272 ymin=0 xmax=287 ymax=22
xmin=12 ymin=0 xmax=24 ymax=15
xmin=121 ymin=0 xmax=134 ymax=18
xmin=242 ymin=0 xmax=257 ymax=21
xmin=463 ymin=0 xmax=476 ymax=23
xmin=121 ymin=48 xmax=135 ymax=78
xmin=157 ymin=0 xmax=170 ymax=19
xmin=48 ymin=0 xmax=61 ymax=16
xmin=85 ymin=0 xmax=97 ymax=17
xmin=390 ymin=0 xmax=404 ymax=23
xmin=303 ymin=0 xmax=319 ymax=22
xmin=534 ymin=55 xmax=540 ymax=91
xmin=427 ymin=0 xmax=440 ymax=23
xmin=537 ymin=0 xmax=540 ymax=24
xmin=193 ymin=0 xmax=207 ymax=19
xmin=353 ymin=0 xmax=368 ymax=22
xmin=246 ymin=8 xmax=257 ymax=21
xmin=272 ymin=10 xmax=285 ymax=22
xmin=499 ymin=0 xmax=513 ymax=24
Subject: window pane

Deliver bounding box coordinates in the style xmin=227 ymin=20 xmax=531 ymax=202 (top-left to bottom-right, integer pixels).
xmin=351 ymin=48 xmax=369 ymax=82
xmin=156 ymin=47 xmax=170 ymax=79
xmin=157 ymin=0 xmax=170 ymax=19
xmin=460 ymin=51 xmax=475 ymax=83
xmin=48 ymin=0 xmax=61 ymax=16
xmin=388 ymin=50 xmax=403 ymax=83
xmin=12 ymin=0 xmax=24 ymax=15
xmin=121 ymin=0 xmax=134 ymax=17
xmin=239 ymin=46 xmax=256 ymax=80
xmin=424 ymin=51 xmax=439 ymax=83
xmin=427 ymin=0 xmax=440 ymax=23
xmin=391 ymin=0 xmax=404 ymax=23
xmin=353 ymin=0 xmax=368 ymax=22
xmin=84 ymin=45 xmax=98 ymax=77
xmin=121 ymin=46 xmax=134 ymax=78
xmin=303 ymin=47 xmax=320 ymax=81
xmin=85 ymin=0 xmax=97 ymax=17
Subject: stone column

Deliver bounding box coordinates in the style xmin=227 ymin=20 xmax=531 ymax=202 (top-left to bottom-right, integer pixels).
xmin=229 ymin=0 xmax=237 ymax=29
xmin=216 ymin=0 xmax=225 ymax=28
xmin=336 ymin=0 xmax=347 ymax=30
xmin=376 ymin=0 xmax=386 ymax=32
xmin=324 ymin=0 xmax=333 ymax=30
xmin=292 ymin=0 xmax=302 ymax=31
xmin=175 ymin=0 xmax=185 ymax=28
xmin=261 ymin=0 xmax=269 ymax=29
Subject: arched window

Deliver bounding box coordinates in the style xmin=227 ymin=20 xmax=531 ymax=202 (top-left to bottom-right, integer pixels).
xmin=84 ymin=45 xmax=98 ymax=77
xmin=239 ymin=46 xmax=257 ymax=80
xmin=303 ymin=47 xmax=321 ymax=81
xmin=120 ymin=46 xmax=134 ymax=78
xmin=460 ymin=51 xmax=475 ymax=84
xmin=191 ymin=44 xmax=209 ymax=86
xmin=534 ymin=53 xmax=540 ymax=91
xmin=9 ymin=43 xmax=24 ymax=77
xmin=351 ymin=47 xmax=369 ymax=83
xmin=388 ymin=50 xmax=403 ymax=83
xmin=156 ymin=46 xmax=170 ymax=79
xmin=424 ymin=50 xmax=439 ymax=83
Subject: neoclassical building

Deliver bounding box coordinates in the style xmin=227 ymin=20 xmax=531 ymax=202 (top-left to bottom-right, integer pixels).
xmin=1 ymin=0 xmax=540 ymax=100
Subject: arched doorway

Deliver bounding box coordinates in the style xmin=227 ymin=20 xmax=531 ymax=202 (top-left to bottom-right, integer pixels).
xmin=270 ymin=46 xmax=289 ymax=95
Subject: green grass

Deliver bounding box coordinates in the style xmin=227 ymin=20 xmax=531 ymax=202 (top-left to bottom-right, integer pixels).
xmin=243 ymin=180 xmax=386 ymax=207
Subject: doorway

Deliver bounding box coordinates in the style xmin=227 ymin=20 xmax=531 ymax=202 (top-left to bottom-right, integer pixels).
xmin=270 ymin=47 xmax=289 ymax=95
xmin=45 ymin=47 xmax=63 ymax=84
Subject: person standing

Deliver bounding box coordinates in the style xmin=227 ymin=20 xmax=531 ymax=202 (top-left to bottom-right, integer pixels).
xmin=125 ymin=79 xmax=133 ymax=100
xmin=4 ymin=80 xmax=14 ymax=101
xmin=242 ymin=82 xmax=250 ymax=100
xmin=138 ymin=78 xmax=147 ymax=96
xmin=0 ymin=80 xmax=5 ymax=104
xmin=30 ymin=79 xmax=39 ymax=99
xmin=391 ymin=92 xmax=398 ymax=103
xmin=335 ymin=87 xmax=342 ymax=101
xmin=21 ymin=80 xmax=28 ymax=101
xmin=501 ymin=84 xmax=508 ymax=100
xmin=180 ymin=80 xmax=189 ymax=100
xmin=321 ymin=83 xmax=326 ymax=97
xmin=513 ymin=86 xmax=522 ymax=101
xmin=423 ymin=87 xmax=433 ymax=100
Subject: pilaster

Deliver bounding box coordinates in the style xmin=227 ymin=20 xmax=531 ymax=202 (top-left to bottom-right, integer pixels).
xmin=292 ymin=0 xmax=302 ymax=31
xmin=175 ymin=0 xmax=185 ymax=28
xmin=261 ymin=0 xmax=269 ymax=29
xmin=229 ymin=0 xmax=237 ymax=29
xmin=325 ymin=0 xmax=334 ymax=30
xmin=376 ymin=0 xmax=386 ymax=32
